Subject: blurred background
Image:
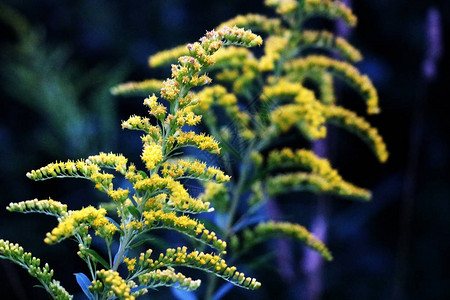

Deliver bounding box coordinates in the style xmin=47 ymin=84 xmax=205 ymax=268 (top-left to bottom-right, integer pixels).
xmin=0 ymin=0 xmax=448 ymax=299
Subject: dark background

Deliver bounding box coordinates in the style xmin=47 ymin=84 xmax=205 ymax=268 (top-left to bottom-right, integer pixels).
xmin=0 ymin=0 xmax=449 ymax=299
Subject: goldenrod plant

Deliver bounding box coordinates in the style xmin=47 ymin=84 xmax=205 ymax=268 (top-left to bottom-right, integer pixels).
xmin=1 ymin=27 xmax=263 ymax=299
xmin=112 ymin=0 xmax=388 ymax=298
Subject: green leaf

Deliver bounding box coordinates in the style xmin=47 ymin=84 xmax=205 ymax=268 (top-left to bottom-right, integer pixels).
xmin=80 ymin=248 xmax=110 ymax=269
xmin=138 ymin=171 xmax=148 ymax=179
xmin=127 ymin=206 xmax=141 ymax=219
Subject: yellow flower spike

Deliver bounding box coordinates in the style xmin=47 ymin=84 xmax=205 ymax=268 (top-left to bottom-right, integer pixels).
xmin=27 ymin=160 xmax=100 ymax=181
xmin=87 ymin=152 xmax=128 ymax=175
xmin=141 ymin=211 xmax=226 ymax=252
xmin=148 ymin=44 xmax=189 ymax=68
xmin=303 ymin=0 xmax=357 ymax=26
xmin=209 ymin=46 xmax=255 ymax=70
xmin=325 ymin=105 xmax=389 ymax=163
xmin=141 ymin=143 xmax=163 ymax=171
xmin=176 ymin=130 xmax=221 ymax=154
xmin=216 ymin=13 xmax=282 ymax=35
xmin=299 ymin=30 xmax=362 ymax=62
xmin=161 ymin=159 xmax=229 ymax=183
xmin=249 ymin=221 xmax=333 ymax=261
xmin=138 ymin=248 xmax=260 ymax=290
xmin=266 ymin=171 xmax=370 ymax=200
xmin=110 ymin=79 xmax=164 ymax=96
xmin=267 ymin=148 xmax=371 ymax=199
xmin=265 ymin=0 xmax=298 ymax=16
xmin=138 ymin=268 xmax=201 ymax=291
xmin=285 ymin=55 xmax=379 ymax=114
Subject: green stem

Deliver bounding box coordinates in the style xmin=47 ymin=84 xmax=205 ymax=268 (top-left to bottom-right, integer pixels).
xmin=205 ymin=145 xmax=254 ymax=300
xmin=112 ymin=231 xmax=133 ymax=271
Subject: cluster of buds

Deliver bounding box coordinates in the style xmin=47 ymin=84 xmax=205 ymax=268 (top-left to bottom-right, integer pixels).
xmin=239 ymin=221 xmax=333 ymax=261
xmin=7 ymin=198 xmax=67 ymax=216
xmin=139 ymin=267 xmax=201 ymax=291
xmin=86 ymin=152 xmax=128 ymax=175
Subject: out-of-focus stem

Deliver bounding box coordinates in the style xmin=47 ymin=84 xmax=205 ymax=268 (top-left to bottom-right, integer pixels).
xmin=392 ymin=7 xmax=442 ymax=300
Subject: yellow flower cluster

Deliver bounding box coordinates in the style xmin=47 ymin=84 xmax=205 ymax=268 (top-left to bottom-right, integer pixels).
xmin=176 ymin=130 xmax=221 ymax=154
xmin=132 ymin=173 xmax=168 ymax=192
xmin=86 ymin=152 xmax=128 ymax=175
xmin=161 ymin=159 xmax=231 ymax=183
xmin=259 ymin=35 xmax=289 ymax=71
xmin=148 ymin=44 xmax=189 ymax=68
xmin=304 ymin=0 xmax=357 ymax=26
xmin=132 ymin=174 xmax=213 ymax=213
xmin=232 ymin=59 xmax=260 ymax=94
xmin=265 ymin=0 xmax=298 ymax=15
xmin=285 ymin=55 xmax=379 ymax=114
xmin=107 ymin=188 xmax=130 ymax=203
xmin=210 ymin=46 xmax=254 ymax=70
xmin=141 ymin=143 xmax=163 ymax=171
xmin=242 ymin=221 xmax=332 ymax=261
xmin=26 ymin=159 xmax=116 ymax=192
xmin=267 ymin=81 xmax=327 ymax=139
xmin=7 ymin=198 xmax=67 ymax=216
xmin=262 ymin=79 xmax=313 ymax=102
xmin=173 ymin=109 xmax=202 ymax=127
xmin=325 ymin=105 xmax=389 ymax=163
xmin=123 ymin=257 xmax=137 ymax=272
xmin=142 ymin=211 xmax=226 ymax=252
xmin=44 ymin=206 xmax=117 ymax=244
xmin=138 ymin=267 xmax=201 ymax=291
xmin=267 ymin=148 xmax=371 ymax=199
xmin=143 ymin=94 xmax=167 ymax=120
xmin=216 ymin=13 xmax=282 ymax=34
xmin=167 ymin=179 xmax=213 ymax=213
xmin=192 ymin=85 xmax=252 ymax=138
xmin=266 ymin=171 xmax=370 ymax=199
xmin=0 ymin=240 xmax=73 ymax=299
xmin=121 ymin=115 xmax=150 ymax=131
xmin=143 ymin=193 xmax=167 ymax=211
xmin=138 ymin=246 xmax=261 ymax=290
xmin=26 ymin=160 xmax=100 ymax=181
xmin=157 ymin=26 xmax=261 ymax=105
xmin=90 ymin=172 xmax=115 ymax=191
xmin=110 ymin=79 xmax=164 ymax=96
xmin=299 ymin=30 xmax=362 ymax=62
xmin=94 ymin=269 xmax=133 ymax=300
xmin=194 ymin=85 xmax=235 ymax=111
